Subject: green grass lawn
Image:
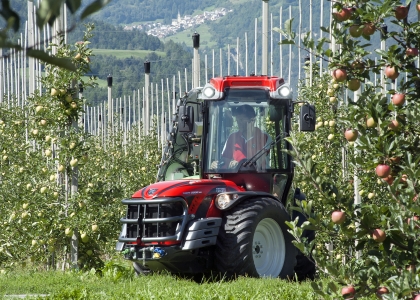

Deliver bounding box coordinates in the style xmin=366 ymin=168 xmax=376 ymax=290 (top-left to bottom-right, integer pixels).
xmin=0 ymin=261 xmax=378 ymax=300
xmin=0 ymin=268 xmax=316 ymax=299
xmin=91 ymin=49 xmax=166 ymax=60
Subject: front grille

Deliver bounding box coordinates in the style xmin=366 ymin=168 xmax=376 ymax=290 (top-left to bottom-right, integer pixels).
xmin=119 ymin=197 xmax=188 ymax=243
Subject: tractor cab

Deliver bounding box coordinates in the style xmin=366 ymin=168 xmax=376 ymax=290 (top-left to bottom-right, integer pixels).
xmin=172 ymin=75 xmax=315 ymax=204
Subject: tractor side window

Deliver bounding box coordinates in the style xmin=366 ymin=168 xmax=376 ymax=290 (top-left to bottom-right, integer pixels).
xmin=207 ymin=104 xmax=233 ymax=170
xmin=267 ymin=104 xmax=288 ymax=170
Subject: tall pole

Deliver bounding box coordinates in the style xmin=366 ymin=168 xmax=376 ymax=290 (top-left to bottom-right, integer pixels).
xmin=28 ymin=0 xmax=35 ymax=95
xmin=107 ymin=75 xmax=112 ymax=136
xmin=279 ymin=6 xmax=283 ymax=78
xmin=254 ymin=18 xmax=257 ymax=74
xmin=192 ymin=32 xmax=200 ymax=88
xmin=144 ymin=61 xmax=150 ymax=134
xmin=245 ymin=32 xmax=248 ymax=76
xmin=262 ymin=0 xmax=269 ymax=76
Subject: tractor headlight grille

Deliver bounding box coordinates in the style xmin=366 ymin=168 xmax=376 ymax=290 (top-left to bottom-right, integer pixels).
xmin=119 ymin=197 xmax=188 ymax=243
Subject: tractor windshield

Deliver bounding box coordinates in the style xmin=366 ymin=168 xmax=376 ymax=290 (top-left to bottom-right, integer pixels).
xmin=205 ymin=88 xmax=289 ymax=173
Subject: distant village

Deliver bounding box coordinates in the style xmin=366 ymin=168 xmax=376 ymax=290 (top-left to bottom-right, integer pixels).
xmin=123 ymin=8 xmax=232 ymax=38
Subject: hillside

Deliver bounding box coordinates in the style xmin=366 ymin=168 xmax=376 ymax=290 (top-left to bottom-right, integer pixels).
xmin=5 ymin=0 xmax=415 ymax=102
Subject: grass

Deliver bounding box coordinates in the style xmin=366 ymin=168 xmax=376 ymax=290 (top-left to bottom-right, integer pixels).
xmin=0 ymin=262 xmax=379 ymax=300
xmin=0 ymin=263 xmax=317 ymax=300
xmin=90 ymin=49 xmax=166 ymax=60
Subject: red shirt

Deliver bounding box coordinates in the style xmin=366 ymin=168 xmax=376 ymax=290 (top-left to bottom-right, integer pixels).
xmin=222 ymin=128 xmax=270 ymax=162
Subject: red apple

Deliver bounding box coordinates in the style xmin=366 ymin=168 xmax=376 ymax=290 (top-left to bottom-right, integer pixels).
xmin=385 ymin=65 xmax=399 ymax=80
xmin=332 ymin=68 xmax=347 ymax=82
xmin=375 ymin=164 xmax=391 ymax=178
xmin=406 ymin=48 xmax=419 ymax=56
xmin=341 ymin=286 xmax=356 ymax=299
xmin=392 ymin=93 xmax=405 ymax=106
xmin=414 ymin=295 xmax=420 ymax=300
xmin=349 ymin=25 xmax=362 ymax=37
xmin=383 ymin=175 xmax=395 ymax=185
xmin=332 ymin=211 xmax=346 ymax=225
xmin=372 ymin=228 xmax=386 ymax=243
xmin=376 ymin=286 xmax=389 ymax=298
xmin=347 ymin=79 xmax=361 ymax=91
xmin=388 ymin=119 xmax=400 ymax=131
xmin=345 ymin=129 xmax=358 ymax=141
xmin=407 ymin=216 xmax=419 ymax=229
xmin=395 ymin=6 xmax=409 ymax=20
xmin=333 ymin=8 xmax=352 ymax=22
xmin=362 ymin=23 xmax=376 ymax=36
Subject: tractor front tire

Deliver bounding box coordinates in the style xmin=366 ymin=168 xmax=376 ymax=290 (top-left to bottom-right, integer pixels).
xmin=215 ymin=197 xmax=296 ymax=278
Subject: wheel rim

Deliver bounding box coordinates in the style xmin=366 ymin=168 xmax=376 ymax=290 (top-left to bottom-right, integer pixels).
xmin=252 ymin=218 xmax=286 ymax=277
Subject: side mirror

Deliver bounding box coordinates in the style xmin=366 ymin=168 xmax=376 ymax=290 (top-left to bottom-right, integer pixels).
xmin=178 ymin=105 xmax=194 ymax=132
xmin=299 ymin=104 xmax=316 ymax=132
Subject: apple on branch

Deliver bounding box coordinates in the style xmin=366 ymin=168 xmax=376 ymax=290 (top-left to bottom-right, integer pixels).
xmin=385 ymin=65 xmax=399 ymax=80
xmin=375 ymin=164 xmax=391 ymax=178
xmin=341 ymin=286 xmax=356 ymax=299
xmin=395 ymin=6 xmax=409 ymax=20
xmin=383 ymin=175 xmax=394 ymax=185
xmin=376 ymin=286 xmax=389 ymax=298
xmin=333 ymin=8 xmax=352 ymax=22
xmin=349 ymin=25 xmax=362 ymax=37
xmin=406 ymin=47 xmax=419 ymax=56
xmin=347 ymin=78 xmax=361 ymax=91
xmin=362 ymin=23 xmax=375 ymax=36
xmin=392 ymin=93 xmax=405 ymax=106
xmin=388 ymin=119 xmax=400 ymax=131
xmin=332 ymin=68 xmax=347 ymax=82
xmin=344 ymin=129 xmax=358 ymax=142
xmin=372 ymin=229 xmax=386 ymax=243
xmin=332 ymin=211 xmax=346 ymax=225
xmin=366 ymin=117 xmax=377 ymax=128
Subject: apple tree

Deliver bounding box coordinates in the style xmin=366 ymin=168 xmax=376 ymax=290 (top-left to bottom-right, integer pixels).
xmin=0 ymin=25 xmax=161 ymax=271
xmin=279 ymin=1 xmax=420 ymax=298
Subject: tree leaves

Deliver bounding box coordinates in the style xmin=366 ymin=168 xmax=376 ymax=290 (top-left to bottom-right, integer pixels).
xmin=27 ymin=49 xmax=76 ymax=72
xmin=0 ymin=0 xmax=110 ymax=70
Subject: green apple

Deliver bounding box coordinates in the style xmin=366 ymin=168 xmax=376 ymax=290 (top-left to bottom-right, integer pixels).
xmin=70 ymin=159 xmax=78 ymax=167
xmin=65 ymin=228 xmax=73 ymax=236
xmin=81 ymin=233 xmax=89 ymax=243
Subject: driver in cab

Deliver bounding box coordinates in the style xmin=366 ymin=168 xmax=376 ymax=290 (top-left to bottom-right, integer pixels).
xmin=211 ymin=104 xmax=271 ymax=170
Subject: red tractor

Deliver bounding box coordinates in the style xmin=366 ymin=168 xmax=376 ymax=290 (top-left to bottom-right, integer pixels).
xmin=116 ymin=75 xmax=316 ymax=279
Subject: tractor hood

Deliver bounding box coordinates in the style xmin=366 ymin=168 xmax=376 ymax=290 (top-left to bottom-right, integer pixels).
xmin=131 ymin=179 xmax=244 ymax=218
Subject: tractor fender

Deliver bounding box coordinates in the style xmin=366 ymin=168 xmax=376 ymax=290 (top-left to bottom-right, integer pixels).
xmin=215 ymin=191 xmax=280 ymax=211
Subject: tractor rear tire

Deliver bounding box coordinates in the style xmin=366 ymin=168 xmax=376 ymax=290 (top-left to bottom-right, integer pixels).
xmin=215 ymin=197 xmax=296 ymax=278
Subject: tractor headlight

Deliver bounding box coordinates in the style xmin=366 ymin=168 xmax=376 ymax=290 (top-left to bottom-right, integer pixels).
xmin=277 ymin=85 xmax=291 ymax=98
xmin=202 ymin=87 xmax=215 ymax=98
xmin=215 ymin=193 xmax=239 ymax=210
